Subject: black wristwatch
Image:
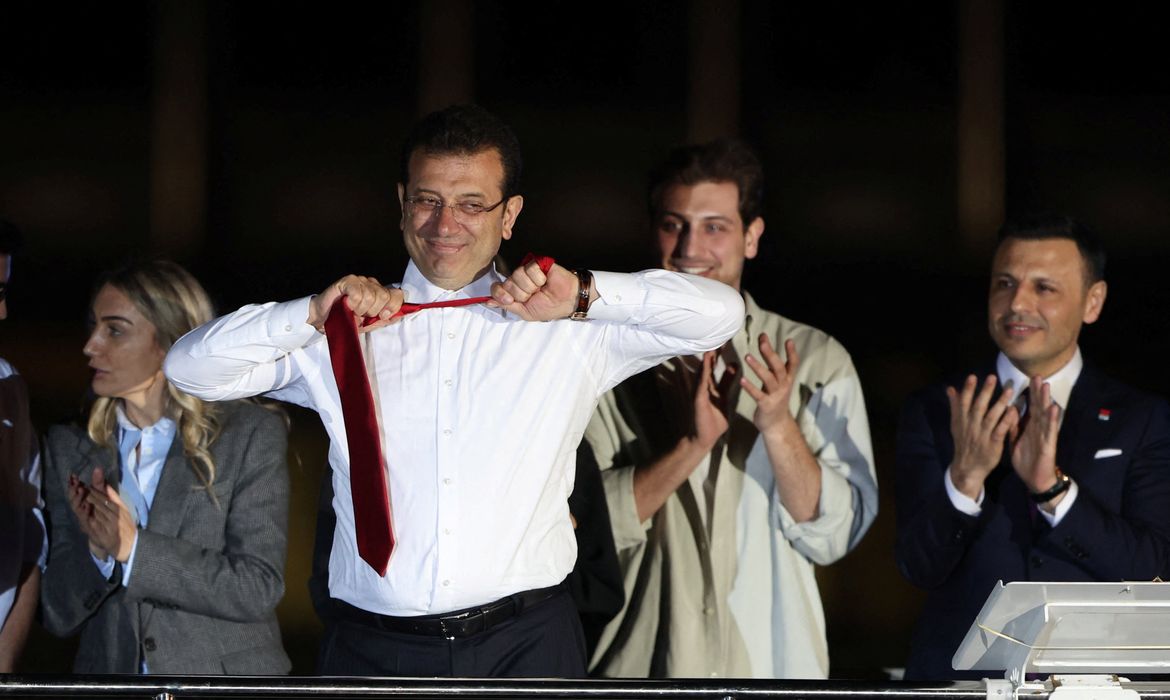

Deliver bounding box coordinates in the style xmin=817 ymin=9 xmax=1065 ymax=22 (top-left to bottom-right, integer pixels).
xmin=1030 ymin=468 xmax=1072 ymax=503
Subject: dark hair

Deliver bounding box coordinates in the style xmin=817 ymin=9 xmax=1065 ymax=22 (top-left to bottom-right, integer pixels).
xmin=399 ymin=104 xmax=522 ymax=198
xmin=0 ymin=219 xmax=23 ymax=256
xmin=997 ymin=214 xmax=1106 ymax=284
xmin=647 ymin=139 xmax=765 ymax=225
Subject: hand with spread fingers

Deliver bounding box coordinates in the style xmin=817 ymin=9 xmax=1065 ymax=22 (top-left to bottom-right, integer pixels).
xmin=488 ymin=260 xmax=586 ymax=321
xmin=740 ymin=334 xmax=824 ymax=522
xmin=946 ymin=374 xmax=1019 ymax=500
xmin=308 ymin=275 xmax=405 ymax=333
xmin=1010 ymin=374 xmax=1062 ymax=495
xmin=741 ymin=335 xmax=801 ymax=437
xmin=630 ymin=349 xmax=736 ymax=523
xmin=689 ymin=350 xmax=734 ymax=452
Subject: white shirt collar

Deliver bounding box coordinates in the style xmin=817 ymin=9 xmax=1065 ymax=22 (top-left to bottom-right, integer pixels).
xmin=995 ymin=347 xmax=1083 ymax=410
xmin=399 ymin=260 xmax=501 ymax=304
xmin=114 ymin=404 xmax=176 ymax=435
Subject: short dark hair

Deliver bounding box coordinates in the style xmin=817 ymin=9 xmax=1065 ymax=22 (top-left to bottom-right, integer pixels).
xmin=399 ymin=104 xmax=523 ymax=198
xmin=647 ymin=139 xmax=765 ymax=225
xmin=0 ymin=219 xmax=23 ymax=257
xmin=997 ymin=214 xmax=1106 ymax=284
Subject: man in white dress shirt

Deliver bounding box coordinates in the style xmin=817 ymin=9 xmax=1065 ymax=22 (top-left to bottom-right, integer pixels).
xmin=165 ymin=105 xmax=744 ymax=677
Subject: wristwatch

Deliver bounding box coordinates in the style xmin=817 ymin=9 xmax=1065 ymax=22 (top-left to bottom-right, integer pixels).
xmin=570 ymin=269 xmax=592 ymax=320
xmin=1030 ymin=468 xmax=1072 ymax=503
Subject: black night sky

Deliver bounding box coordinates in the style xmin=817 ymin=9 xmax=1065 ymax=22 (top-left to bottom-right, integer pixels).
xmin=3 ymin=0 xmax=1169 ymax=677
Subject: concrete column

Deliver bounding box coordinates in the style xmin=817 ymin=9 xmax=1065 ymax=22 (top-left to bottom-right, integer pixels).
xmin=687 ymin=0 xmax=741 ymax=142
xmin=417 ymin=0 xmax=475 ymax=115
xmin=150 ymin=0 xmax=207 ymax=258
xmin=957 ymin=0 xmax=1005 ymax=249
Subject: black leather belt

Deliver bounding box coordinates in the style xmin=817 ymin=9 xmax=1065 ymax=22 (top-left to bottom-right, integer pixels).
xmin=335 ymin=584 xmax=563 ymax=638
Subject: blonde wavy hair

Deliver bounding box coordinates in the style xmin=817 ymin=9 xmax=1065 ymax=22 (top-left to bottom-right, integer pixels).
xmin=86 ymin=260 xmax=222 ymax=499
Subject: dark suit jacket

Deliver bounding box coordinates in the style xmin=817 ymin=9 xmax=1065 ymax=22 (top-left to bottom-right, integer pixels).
xmin=895 ymin=363 xmax=1170 ymax=680
xmin=41 ymin=401 xmax=292 ymax=674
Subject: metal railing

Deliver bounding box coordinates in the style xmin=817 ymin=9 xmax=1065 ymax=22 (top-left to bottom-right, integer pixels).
xmin=5 ymin=676 xmax=1170 ymax=700
xmin=1 ymin=676 xmax=992 ymax=700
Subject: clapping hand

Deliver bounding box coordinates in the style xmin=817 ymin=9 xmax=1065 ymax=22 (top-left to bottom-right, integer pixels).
xmin=68 ymin=468 xmax=137 ymax=563
xmin=741 ymin=335 xmax=800 ymax=437
xmin=946 ymin=375 xmax=1019 ymax=499
xmin=1010 ymin=374 xmax=1062 ymax=494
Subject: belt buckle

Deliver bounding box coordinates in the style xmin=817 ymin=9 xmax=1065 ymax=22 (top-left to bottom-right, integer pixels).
xmin=438 ymin=608 xmax=477 ymax=640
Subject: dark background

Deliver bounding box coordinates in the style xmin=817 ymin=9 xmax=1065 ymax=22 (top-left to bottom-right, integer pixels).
xmin=3 ymin=0 xmax=1169 ymax=677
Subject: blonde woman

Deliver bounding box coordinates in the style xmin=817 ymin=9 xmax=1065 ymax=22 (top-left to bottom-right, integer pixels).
xmin=41 ymin=261 xmax=291 ymax=674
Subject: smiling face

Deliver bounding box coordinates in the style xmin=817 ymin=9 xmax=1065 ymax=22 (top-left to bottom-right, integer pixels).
xmin=988 ymin=237 xmax=1107 ymax=378
xmin=84 ymin=284 xmax=168 ymax=412
xmin=654 ymin=180 xmax=763 ymax=291
xmin=398 ymin=148 xmax=524 ymax=290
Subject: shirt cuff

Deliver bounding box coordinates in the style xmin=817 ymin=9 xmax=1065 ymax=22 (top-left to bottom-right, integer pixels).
xmin=776 ymin=462 xmax=852 ymax=540
xmin=945 ymin=465 xmax=984 ymax=515
xmin=602 ymin=466 xmax=650 ymax=549
xmin=774 ymin=463 xmax=856 ymax=565
xmin=117 ymin=530 xmax=142 ymax=587
xmin=267 ymin=296 xmax=321 ymax=348
xmin=91 ymin=551 xmax=116 ymax=581
xmin=1038 ymin=478 xmax=1079 ymax=526
xmin=586 ymin=271 xmax=647 ymax=323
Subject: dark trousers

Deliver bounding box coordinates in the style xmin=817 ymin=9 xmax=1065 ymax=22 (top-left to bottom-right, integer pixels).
xmin=318 ymin=588 xmax=587 ymax=678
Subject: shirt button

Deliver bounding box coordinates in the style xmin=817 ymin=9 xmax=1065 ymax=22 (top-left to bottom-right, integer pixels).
xmin=443 ymin=478 xmax=452 ymax=486
xmin=703 ymin=607 xmax=714 ymax=616
xmin=443 ymin=428 xmax=452 ymax=436
xmin=443 ymin=528 xmax=451 ymax=535
xmin=447 ymin=332 xmax=456 ymax=340
xmin=284 ymin=324 xmax=292 ymax=332
xmin=444 ymin=379 xmax=453 ymax=388
xmin=442 ymin=580 xmax=451 ymax=587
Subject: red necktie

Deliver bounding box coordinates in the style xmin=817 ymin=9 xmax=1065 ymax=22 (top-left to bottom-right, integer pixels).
xmin=324 ymin=298 xmax=395 ymax=576
xmin=358 ymin=254 xmax=555 ymax=326
xmin=361 ymin=296 xmax=492 ymax=327
xmin=323 ymin=253 xmax=555 ymax=575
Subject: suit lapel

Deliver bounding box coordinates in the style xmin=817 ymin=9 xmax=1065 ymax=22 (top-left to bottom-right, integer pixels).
xmin=130 ymin=433 xmax=193 ymax=646
xmin=1057 ymin=364 xmax=1104 ymax=480
xmin=144 ymin=435 xmax=196 ymax=538
xmin=72 ymin=430 xmax=119 ymax=485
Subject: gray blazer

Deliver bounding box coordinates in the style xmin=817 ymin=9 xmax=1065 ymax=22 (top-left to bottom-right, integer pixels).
xmin=41 ymin=401 xmax=292 ymax=674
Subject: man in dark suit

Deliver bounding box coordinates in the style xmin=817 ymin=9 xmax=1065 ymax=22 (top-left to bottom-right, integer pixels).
xmin=895 ymin=215 xmax=1170 ymax=680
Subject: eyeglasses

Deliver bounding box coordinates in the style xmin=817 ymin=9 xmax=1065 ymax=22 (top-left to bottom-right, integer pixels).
xmin=404 ymin=195 xmax=508 ymax=223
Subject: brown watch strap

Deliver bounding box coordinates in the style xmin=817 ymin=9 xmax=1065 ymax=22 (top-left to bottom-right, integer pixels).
xmin=570 ymin=269 xmax=592 ymax=320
